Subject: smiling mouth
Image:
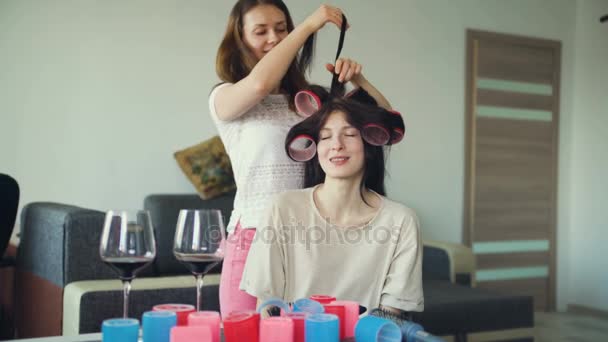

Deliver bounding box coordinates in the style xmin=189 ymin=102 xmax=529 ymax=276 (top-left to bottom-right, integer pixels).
xmin=330 ymin=157 xmax=350 ymax=165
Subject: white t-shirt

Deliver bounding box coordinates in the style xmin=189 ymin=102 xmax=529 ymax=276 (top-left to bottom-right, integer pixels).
xmin=240 ymin=186 xmax=424 ymax=312
xmin=209 ymin=83 xmax=305 ymax=234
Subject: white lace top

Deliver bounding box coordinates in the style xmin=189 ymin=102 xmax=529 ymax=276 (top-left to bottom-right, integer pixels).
xmin=209 ymin=83 xmax=305 ymax=234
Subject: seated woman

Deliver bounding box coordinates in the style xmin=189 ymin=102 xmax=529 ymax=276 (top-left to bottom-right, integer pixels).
xmin=239 ymin=91 xmax=423 ymax=318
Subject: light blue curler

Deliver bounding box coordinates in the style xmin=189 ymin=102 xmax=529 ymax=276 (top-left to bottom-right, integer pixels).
xmin=257 ymin=297 xmax=292 ymax=315
xmin=305 ymin=313 xmax=340 ymax=342
xmin=401 ymin=321 xmax=446 ymax=341
xmin=142 ymin=310 xmax=177 ymax=342
xmin=293 ymin=298 xmax=325 ymax=314
xmin=101 ymin=318 xmax=139 ymax=342
xmin=355 ymin=316 xmax=402 ymax=342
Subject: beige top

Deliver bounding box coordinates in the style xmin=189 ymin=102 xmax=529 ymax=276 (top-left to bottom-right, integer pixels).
xmin=240 ymin=186 xmax=424 ymax=312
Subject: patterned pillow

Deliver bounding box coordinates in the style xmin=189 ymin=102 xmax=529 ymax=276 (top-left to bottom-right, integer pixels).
xmin=174 ymin=136 xmax=236 ymax=199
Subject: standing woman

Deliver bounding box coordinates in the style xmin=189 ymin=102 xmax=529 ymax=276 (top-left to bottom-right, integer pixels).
xmin=210 ymin=0 xmax=391 ymax=317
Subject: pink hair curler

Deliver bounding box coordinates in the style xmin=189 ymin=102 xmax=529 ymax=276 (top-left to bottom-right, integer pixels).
xmin=187 ymin=311 xmax=220 ymax=342
xmin=344 ymin=87 xmax=361 ymax=98
xmin=170 ymin=325 xmax=212 ymax=342
xmin=362 ymin=123 xmax=391 ymax=146
xmin=153 ymin=304 xmax=195 ymax=327
xmin=387 ymin=109 xmax=405 ymax=144
xmin=287 ymin=134 xmax=317 ymax=162
xmin=283 ymin=312 xmax=309 ymax=342
xmin=260 ymin=317 xmax=294 ymax=342
xmin=391 ymin=127 xmax=405 ymax=144
xmin=295 ymin=90 xmax=321 ymax=117
xmin=330 ymin=300 xmax=360 ymax=339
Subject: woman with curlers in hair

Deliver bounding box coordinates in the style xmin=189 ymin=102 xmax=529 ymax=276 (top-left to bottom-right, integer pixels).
xmin=240 ymin=85 xmax=424 ymax=319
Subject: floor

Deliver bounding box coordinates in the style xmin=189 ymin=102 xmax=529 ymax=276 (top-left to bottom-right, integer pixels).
xmin=536 ymin=311 xmax=608 ymax=341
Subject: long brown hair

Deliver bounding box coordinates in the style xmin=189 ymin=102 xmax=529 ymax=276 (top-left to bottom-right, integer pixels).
xmin=285 ymin=96 xmax=388 ymax=199
xmin=216 ymin=0 xmax=315 ymax=110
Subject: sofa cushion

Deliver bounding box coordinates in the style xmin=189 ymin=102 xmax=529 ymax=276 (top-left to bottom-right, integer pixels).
xmin=144 ymin=193 xmax=235 ymax=275
xmin=65 ymin=274 xmax=221 ymax=335
xmin=413 ymin=279 xmax=534 ymax=336
xmin=174 ymin=136 xmax=236 ymax=200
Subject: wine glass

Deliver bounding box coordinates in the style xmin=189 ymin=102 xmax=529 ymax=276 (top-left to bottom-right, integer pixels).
xmin=173 ymin=209 xmax=226 ymax=311
xmin=100 ymin=210 xmax=156 ymax=318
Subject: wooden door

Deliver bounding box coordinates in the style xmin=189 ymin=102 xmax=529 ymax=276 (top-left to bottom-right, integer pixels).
xmin=464 ymin=29 xmax=561 ymax=311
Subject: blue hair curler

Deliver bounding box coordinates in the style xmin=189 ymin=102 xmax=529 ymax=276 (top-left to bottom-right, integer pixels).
xmin=257 ymin=297 xmax=292 ymax=316
xmin=401 ymin=321 xmax=446 ymax=341
xmin=142 ymin=311 xmax=177 ymax=342
xmin=101 ymin=318 xmax=139 ymax=342
xmin=293 ymin=298 xmax=325 ymax=314
xmin=355 ymin=315 xmax=402 ymax=342
xmin=305 ymin=313 xmax=340 ymax=342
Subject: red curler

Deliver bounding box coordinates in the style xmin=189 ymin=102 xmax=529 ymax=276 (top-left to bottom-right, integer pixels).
xmin=309 ymin=295 xmax=336 ymax=305
xmin=295 ymin=90 xmax=321 ymax=117
xmin=288 ymin=134 xmax=317 ymax=162
xmin=361 ymin=123 xmax=390 ymax=146
xmin=323 ymin=304 xmax=346 ymax=340
xmin=223 ymin=311 xmax=260 ymax=342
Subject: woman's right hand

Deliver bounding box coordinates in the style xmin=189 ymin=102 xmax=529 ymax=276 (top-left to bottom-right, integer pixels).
xmin=303 ymin=4 xmax=348 ymax=32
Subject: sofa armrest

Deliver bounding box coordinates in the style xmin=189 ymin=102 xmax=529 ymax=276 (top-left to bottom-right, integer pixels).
xmin=63 ymin=274 xmax=221 ymax=335
xmin=18 ymin=202 xmax=156 ymax=287
xmin=423 ymin=240 xmax=476 ymax=286
xmin=18 ymin=203 xmax=108 ymax=286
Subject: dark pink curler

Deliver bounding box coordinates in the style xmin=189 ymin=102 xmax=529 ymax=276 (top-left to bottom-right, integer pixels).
xmin=288 ymin=134 xmax=317 ymax=162
xmin=391 ymin=127 xmax=405 ymax=144
xmin=344 ymin=87 xmax=360 ymax=98
xmin=295 ymin=90 xmax=321 ymax=117
xmin=361 ymin=123 xmax=390 ymax=146
xmin=387 ymin=109 xmax=401 ymax=116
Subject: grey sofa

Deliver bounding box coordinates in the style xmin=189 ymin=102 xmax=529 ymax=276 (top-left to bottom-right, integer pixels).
xmin=14 ymin=192 xmax=234 ymax=338
xmin=14 ymin=191 xmax=534 ymax=341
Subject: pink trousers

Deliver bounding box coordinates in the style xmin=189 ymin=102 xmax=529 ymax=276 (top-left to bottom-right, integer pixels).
xmin=219 ymin=223 xmax=257 ymax=318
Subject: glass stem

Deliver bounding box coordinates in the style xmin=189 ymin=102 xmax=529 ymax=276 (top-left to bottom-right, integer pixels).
xmin=122 ymin=280 xmax=132 ymax=318
xmin=196 ymin=274 xmax=204 ymax=312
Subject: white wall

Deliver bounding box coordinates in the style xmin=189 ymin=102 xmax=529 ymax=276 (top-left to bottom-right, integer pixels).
xmin=566 ymin=0 xmax=608 ymax=312
xmin=1 ymin=0 xmax=604 ymax=311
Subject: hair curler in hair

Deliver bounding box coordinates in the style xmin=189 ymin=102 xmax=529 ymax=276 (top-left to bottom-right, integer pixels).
xmin=361 ymin=123 xmax=391 ymax=146
xmin=295 ymin=90 xmax=322 ymax=117
xmin=287 ymin=134 xmax=317 ymax=162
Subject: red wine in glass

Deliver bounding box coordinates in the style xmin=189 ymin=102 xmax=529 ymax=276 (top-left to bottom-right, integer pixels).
xmin=100 ymin=210 xmax=156 ymax=318
xmin=103 ymin=256 xmax=153 ymax=280
xmin=173 ymin=209 xmax=226 ymax=311
xmin=174 ymin=253 xmax=223 ymax=275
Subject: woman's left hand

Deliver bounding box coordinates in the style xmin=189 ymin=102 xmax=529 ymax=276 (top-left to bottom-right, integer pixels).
xmin=325 ymin=58 xmax=364 ymax=85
